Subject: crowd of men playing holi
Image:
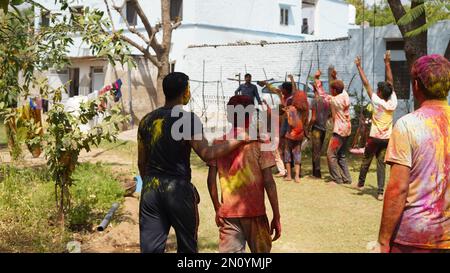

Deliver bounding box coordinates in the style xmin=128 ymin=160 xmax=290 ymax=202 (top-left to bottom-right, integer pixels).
xmin=137 ymin=52 xmax=450 ymax=253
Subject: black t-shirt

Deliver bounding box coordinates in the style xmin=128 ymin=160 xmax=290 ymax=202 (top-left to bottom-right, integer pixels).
xmin=138 ymin=106 xmax=203 ymax=180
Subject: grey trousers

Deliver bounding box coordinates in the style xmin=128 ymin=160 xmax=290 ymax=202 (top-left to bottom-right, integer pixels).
xmin=357 ymin=137 xmax=389 ymax=194
xmin=326 ymin=133 xmax=352 ymax=184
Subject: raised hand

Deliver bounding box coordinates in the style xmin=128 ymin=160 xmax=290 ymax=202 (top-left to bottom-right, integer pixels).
xmin=355 ymin=56 xmax=362 ymax=67
xmin=384 ymin=50 xmax=391 ymax=64
xmin=257 ymin=80 xmax=267 ymax=87
xmin=314 ymin=69 xmax=321 ymax=78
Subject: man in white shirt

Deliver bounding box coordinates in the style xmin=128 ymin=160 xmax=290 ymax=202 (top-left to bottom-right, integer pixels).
xmin=326 ymin=78 xmax=352 ymax=185
xmin=354 ymin=51 xmax=398 ymax=201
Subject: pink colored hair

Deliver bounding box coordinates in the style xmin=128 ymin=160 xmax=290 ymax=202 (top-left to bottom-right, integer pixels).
xmin=411 ymin=54 xmax=450 ymax=99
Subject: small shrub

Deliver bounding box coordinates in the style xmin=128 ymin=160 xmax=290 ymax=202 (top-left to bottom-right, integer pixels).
xmin=0 ymin=163 xmax=125 ymax=252
xmin=68 ymin=162 xmax=124 ymax=231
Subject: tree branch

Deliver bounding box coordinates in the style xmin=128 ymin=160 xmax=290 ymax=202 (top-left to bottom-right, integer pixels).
xmin=103 ymin=0 xmax=116 ymax=33
xmin=119 ymin=34 xmax=161 ymax=68
xmin=110 ymin=0 xmax=151 ymax=45
xmin=172 ymin=19 xmax=182 ymax=30
xmin=132 ymin=0 xmax=163 ymax=54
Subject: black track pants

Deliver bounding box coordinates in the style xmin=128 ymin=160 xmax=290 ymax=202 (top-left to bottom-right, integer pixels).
xmin=139 ymin=176 xmax=200 ymax=253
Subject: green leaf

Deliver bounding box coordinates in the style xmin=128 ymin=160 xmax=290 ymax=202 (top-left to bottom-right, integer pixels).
xmin=398 ymin=4 xmax=425 ymax=26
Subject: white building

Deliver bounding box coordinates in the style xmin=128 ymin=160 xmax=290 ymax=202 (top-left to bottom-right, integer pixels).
xmin=179 ymin=20 xmax=450 ymax=126
xmin=33 ymin=0 xmax=356 ymax=119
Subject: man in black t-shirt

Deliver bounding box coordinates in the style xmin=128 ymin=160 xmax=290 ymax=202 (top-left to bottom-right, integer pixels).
xmin=138 ymin=72 xmax=252 ymax=253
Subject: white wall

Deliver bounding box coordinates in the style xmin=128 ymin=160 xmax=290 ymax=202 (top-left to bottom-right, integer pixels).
xmin=314 ymin=0 xmax=351 ymax=39
xmin=178 ymin=21 xmax=450 ymax=127
xmin=36 ymin=0 xmax=307 ymax=63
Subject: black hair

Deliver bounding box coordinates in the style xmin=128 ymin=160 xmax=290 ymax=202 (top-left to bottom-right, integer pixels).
xmin=163 ymin=72 xmax=189 ymax=101
xmin=244 ymin=73 xmax=252 ymax=78
xmin=377 ymin=81 xmax=393 ymax=100
xmin=281 ymin=82 xmax=293 ymax=95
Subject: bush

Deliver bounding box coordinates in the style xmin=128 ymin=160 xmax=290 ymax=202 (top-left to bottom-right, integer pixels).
xmin=0 ymin=165 xmax=68 ymax=252
xmin=0 ymin=163 xmax=124 ymax=252
xmin=68 ymin=162 xmax=124 ymax=231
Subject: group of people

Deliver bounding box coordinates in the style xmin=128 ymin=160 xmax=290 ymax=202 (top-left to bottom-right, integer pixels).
xmin=246 ymin=51 xmax=398 ymax=204
xmin=137 ymin=53 xmax=449 ymax=253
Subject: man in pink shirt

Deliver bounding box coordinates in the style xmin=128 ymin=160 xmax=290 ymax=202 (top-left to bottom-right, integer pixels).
xmin=376 ymin=54 xmax=449 ymax=253
xmin=325 ymin=77 xmax=352 ymax=185
xmin=207 ymin=95 xmax=281 ymax=253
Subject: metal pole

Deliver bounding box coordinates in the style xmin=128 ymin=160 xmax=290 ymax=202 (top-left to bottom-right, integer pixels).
xmin=316 ymin=43 xmax=320 ymax=71
xmin=372 ymin=0 xmax=377 ymax=92
xmin=298 ymin=50 xmax=303 ymax=84
xmin=202 ymin=60 xmax=207 ymax=126
xmin=263 ymin=68 xmax=274 ymax=105
xmin=128 ymin=64 xmax=133 ymax=128
xmin=97 ymin=202 xmax=120 ymax=231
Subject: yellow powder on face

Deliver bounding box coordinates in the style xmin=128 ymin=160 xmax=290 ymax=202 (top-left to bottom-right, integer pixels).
xmin=150 ymin=118 xmax=164 ymax=146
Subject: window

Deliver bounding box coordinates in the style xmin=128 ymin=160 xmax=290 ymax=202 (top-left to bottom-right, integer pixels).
xmin=302 ymin=18 xmax=308 ymax=34
xmin=170 ymin=0 xmax=183 ymax=21
xmin=49 ymin=69 xmax=68 ymax=75
xmin=280 ymin=7 xmax=289 ymax=26
xmin=126 ymin=0 xmax=137 ymax=26
xmin=391 ymin=61 xmax=410 ymax=99
xmin=93 ymin=67 xmax=104 ymax=73
xmin=386 ymin=40 xmax=404 ymax=51
xmin=70 ymin=6 xmax=83 ymax=24
xmin=41 ymin=11 xmax=50 ymax=27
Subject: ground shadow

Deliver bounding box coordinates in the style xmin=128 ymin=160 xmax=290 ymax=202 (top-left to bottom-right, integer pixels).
xmin=90 ymin=141 xmax=128 ymax=158
xmin=349 ymin=184 xmax=379 ymax=200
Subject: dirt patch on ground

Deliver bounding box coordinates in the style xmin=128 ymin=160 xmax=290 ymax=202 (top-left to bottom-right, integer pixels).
xmin=82 ymin=196 xmax=140 ymax=253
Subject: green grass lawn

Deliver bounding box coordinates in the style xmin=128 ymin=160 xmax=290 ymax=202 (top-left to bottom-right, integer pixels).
xmin=97 ymin=140 xmax=385 ymax=253
xmin=0 ymin=163 xmax=124 ymax=252
xmin=191 ymin=152 xmax=385 ymax=253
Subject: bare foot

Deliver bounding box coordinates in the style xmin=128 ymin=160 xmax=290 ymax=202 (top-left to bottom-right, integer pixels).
xmin=352 ymin=184 xmax=364 ymax=191
xmin=294 ymin=178 xmax=301 ymax=183
xmin=284 ymin=176 xmax=293 ymax=181
xmin=275 ymin=172 xmax=286 ymax=177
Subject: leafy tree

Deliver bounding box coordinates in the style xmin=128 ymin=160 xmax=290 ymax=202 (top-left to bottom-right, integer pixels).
xmin=103 ymin=0 xmax=182 ymax=107
xmin=397 ymin=0 xmax=450 ymax=37
xmin=36 ymin=94 xmax=129 ymax=224
xmin=0 ymin=0 xmax=133 ymax=224
xmin=346 ymin=0 xmax=396 ymax=26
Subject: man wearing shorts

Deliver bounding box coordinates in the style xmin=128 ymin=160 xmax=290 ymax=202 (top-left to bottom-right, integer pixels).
xmin=207 ymin=95 xmax=281 ymax=253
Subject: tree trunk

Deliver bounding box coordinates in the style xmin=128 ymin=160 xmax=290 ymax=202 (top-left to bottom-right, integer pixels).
xmin=445 ymin=40 xmax=450 ymax=60
xmin=156 ymin=56 xmax=170 ymax=107
xmin=387 ymin=0 xmax=427 ymax=109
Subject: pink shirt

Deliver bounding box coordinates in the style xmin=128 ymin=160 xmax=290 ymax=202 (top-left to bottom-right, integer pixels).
xmin=328 ymin=90 xmax=351 ymax=137
xmin=209 ymin=128 xmax=276 ymax=218
xmin=385 ymin=100 xmax=449 ymax=249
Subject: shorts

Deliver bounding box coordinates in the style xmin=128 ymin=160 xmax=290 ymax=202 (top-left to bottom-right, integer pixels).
xmin=283 ymin=139 xmax=302 ymax=164
xmin=219 ymin=215 xmax=272 ymax=253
